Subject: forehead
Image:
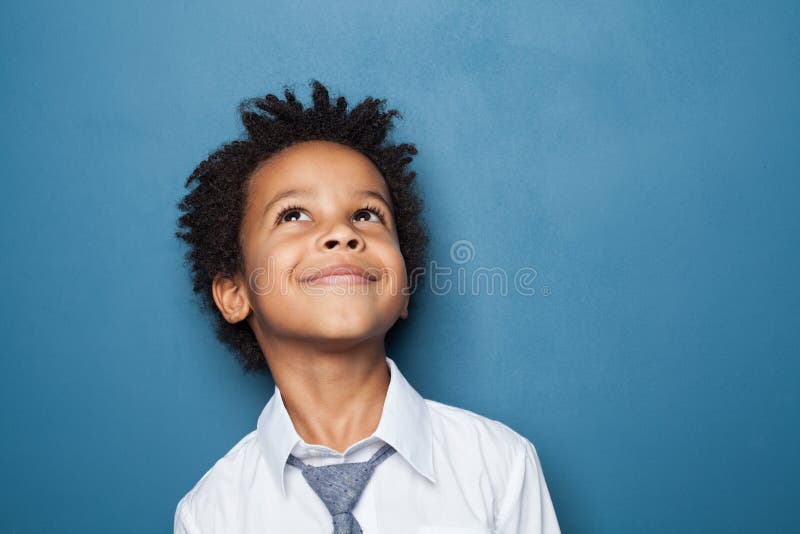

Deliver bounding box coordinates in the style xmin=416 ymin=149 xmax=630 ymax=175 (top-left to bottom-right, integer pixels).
xmin=248 ymin=140 xmax=388 ymax=198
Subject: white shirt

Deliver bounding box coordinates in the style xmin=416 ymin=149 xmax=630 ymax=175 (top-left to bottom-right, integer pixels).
xmin=174 ymin=356 xmax=560 ymax=533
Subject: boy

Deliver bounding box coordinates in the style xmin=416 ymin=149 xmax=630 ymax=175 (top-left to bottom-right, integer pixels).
xmin=174 ymin=80 xmax=560 ymax=533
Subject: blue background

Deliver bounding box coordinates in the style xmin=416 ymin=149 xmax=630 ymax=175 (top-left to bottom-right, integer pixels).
xmin=1 ymin=1 xmax=798 ymax=532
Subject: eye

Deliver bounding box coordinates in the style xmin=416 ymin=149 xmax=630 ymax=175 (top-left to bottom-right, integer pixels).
xmin=275 ymin=205 xmax=311 ymax=224
xmin=353 ymin=204 xmax=386 ymax=224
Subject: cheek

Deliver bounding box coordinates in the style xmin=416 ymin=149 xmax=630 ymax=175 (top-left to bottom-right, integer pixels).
xmin=377 ymin=243 xmax=408 ymax=290
xmin=243 ymin=240 xmax=303 ymax=292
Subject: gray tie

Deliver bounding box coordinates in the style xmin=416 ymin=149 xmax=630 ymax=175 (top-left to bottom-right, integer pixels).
xmin=286 ymin=443 xmax=396 ymax=534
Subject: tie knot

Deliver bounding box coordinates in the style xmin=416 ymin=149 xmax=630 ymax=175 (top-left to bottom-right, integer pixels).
xmin=286 ymin=443 xmax=397 ymax=533
xmin=331 ymin=511 xmax=360 ymax=533
xmin=300 ymin=462 xmax=375 ymax=513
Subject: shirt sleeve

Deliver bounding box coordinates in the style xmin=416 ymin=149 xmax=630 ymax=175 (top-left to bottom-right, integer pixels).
xmin=174 ymin=497 xmax=202 ymax=534
xmin=495 ymin=438 xmax=561 ymax=534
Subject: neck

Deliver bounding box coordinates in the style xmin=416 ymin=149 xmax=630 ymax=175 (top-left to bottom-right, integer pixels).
xmin=261 ymin=336 xmax=390 ymax=454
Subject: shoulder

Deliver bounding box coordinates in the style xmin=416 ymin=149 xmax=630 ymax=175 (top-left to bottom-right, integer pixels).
xmin=423 ymin=399 xmax=558 ymax=529
xmin=424 ymin=398 xmax=538 ymax=470
xmin=175 ymin=431 xmax=263 ymax=524
xmin=423 ymin=399 xmax=551 ymax=522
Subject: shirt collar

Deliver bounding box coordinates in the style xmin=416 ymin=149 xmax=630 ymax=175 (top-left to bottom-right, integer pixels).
xmin=256 ymin=355 xmax=436 ymax=496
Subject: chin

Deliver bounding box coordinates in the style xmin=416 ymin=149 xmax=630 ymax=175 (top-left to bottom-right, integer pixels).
xmin=312 ymin=317 xmax=385 ymax=338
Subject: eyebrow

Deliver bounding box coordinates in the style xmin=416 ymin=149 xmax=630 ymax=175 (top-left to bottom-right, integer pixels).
xmin=355 ymin=189 xmax=395 ymax=216
xmin=261 ymin=188 xmax=394 ymax=222
xmin=261 ymin=188 xmax=315 ymax=221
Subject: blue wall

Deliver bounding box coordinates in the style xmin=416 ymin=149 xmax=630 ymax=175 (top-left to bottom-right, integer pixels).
xmin=1 ymin=1 xmax=798 ymax=532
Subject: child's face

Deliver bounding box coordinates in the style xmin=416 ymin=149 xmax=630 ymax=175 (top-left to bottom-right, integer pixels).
xmin=231 ymin=140 xmax=409 ymax=350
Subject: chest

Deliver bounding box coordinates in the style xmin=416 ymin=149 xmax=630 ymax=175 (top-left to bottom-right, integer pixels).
xmin=230 ymin=454 xmax=498 ymax=533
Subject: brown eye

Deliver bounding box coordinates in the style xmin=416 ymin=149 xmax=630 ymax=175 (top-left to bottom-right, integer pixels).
xmin=353 ymin=207 xmax=384 ymax=223
xmin=276 ymin=206 xmax=311 ymax=224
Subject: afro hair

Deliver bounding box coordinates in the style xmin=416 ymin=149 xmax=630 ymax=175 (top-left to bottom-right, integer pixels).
xmin=175 ymin=80 xmax=428 ymax=373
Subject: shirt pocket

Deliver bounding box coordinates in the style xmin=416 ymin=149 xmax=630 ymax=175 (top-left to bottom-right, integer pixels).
xmin=417 ymin=528 xmax=492 ymax=534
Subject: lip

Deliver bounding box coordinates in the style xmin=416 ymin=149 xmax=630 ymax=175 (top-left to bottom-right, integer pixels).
xmin=301 ymin=263 xmax=380 ymax=285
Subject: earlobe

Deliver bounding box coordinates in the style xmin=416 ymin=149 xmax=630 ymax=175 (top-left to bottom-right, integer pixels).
xmin=399 ymin=293 xmax=410 ymax=319
xmin=212 ymin=274 xmax=250 ymax=323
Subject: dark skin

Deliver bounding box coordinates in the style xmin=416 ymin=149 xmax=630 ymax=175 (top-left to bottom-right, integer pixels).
xmin=212 ymin=141 xmax=410 ymax=453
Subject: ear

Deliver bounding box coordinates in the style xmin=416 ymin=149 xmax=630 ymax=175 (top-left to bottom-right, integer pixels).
xmin=399 ymin=292 xmax=409 ymax=320
xmin=212 ymin=273 xmax=251 ymax=323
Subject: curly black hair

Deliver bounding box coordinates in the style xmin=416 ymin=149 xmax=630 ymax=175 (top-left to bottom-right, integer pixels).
xmin=175 ymin=80 xmax=428 ymax=374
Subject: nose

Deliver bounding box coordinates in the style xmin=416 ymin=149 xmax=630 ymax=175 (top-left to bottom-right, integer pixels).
xmin=317 ymin=222 xmax=365 ymax=252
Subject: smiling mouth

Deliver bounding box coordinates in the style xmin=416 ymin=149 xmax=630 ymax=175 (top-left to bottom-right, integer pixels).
xmin=300 ymin=263 xmax=381 ymax=286
xmin=305 ymin=274 xmax=376 ymax=286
